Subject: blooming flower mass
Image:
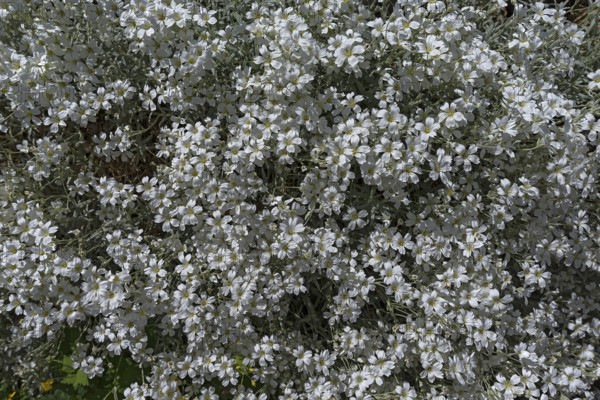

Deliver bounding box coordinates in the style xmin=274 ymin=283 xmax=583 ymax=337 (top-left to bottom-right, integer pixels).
xmin=1 ymin=0 xmax=600 ymax=399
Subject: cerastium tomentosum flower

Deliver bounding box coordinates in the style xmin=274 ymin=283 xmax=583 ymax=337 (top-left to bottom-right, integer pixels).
xmin=1 ymin=0 xmax=600 ymax=399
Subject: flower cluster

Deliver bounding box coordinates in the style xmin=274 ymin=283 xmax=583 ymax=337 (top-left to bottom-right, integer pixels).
xmin=1 ymin=0 xmax=600 ymax=399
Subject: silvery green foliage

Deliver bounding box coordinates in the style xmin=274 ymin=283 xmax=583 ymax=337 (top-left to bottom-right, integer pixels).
xmin=1 ymin=0 xmax=600 ymax=399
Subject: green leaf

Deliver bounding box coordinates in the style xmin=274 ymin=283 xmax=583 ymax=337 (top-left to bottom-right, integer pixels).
xmin=37 ymin=389 xmax=72 ymax=400
xmin=61 ymin=370 xmax=89 ymax=388
xmin=60 ymin=356 xmax=74 ymax=373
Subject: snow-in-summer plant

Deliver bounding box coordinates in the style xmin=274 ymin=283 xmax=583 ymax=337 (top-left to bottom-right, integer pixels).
xmin=1 ymin=0 xmax=600 ymax=399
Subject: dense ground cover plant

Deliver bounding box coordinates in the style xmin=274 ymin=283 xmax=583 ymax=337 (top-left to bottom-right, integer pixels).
xmin=1 ymin=0 xmax=600 ymax=398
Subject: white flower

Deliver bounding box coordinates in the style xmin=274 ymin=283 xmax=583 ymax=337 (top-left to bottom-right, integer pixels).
xmin=453 ymin=143 xmax=479 ymax=172
xmin=313 ymin=349 xmax=336 ymax=376
xmin=587 ymin=69 xmax=600 ymax=90
xmin=343 ymin=207 xmax=368 ymax=230
xmin=165 ymin=2 xmax=191 ymax=28
xmin=293 ymin=346 xmax=313 ymax=371
xmin=136 ymin=18 xmax=154 ymax=38
xmin=416 ymin=35 xmax=447 ymax=60
xmin=334 ymin=38 xmax=365 ymax=69
xmin=33 ymin=221 xmax=57 ymax=246
xmin=438 ymin=102 xmax=466 ymax=128
xmin=420 ymin=290 xmax=447 ymax=316
xmin=420 ymin=359 xmax=444 ymax=383
xmin=81 ymin=356 xmax=104 ymax=379
xmin=106 ymin=331 xmax=129 ymax=356
xmin=281 ymin=216 xmax=305 ymax=242
xmin=368 ymin=350 xmax=394 ymax=381
xmin=349 ymin=368 xmax=374 ymax=393
xmin=193 ymin=7 xmax=217 ymax=27
xmin=560 ymin=366 xmax=585 ymax=393
xmin=493 ymin=374 xmax=525 ymax=399
xmin=395 ymin=382 xmax=416 ymax=400
xmin=254 ymin=45 xmax=283 ymax=69
xmin=414 ymin=117 xmax=440 ymax=141
xmin=139 ymin=84 xmax=157 ymax=111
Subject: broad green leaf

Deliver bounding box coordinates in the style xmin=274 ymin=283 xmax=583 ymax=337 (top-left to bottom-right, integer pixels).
xmin=60 ymin=356 xmax=74 ymax=374
xmin=61 ymin=370 xmax=89 ymax=388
